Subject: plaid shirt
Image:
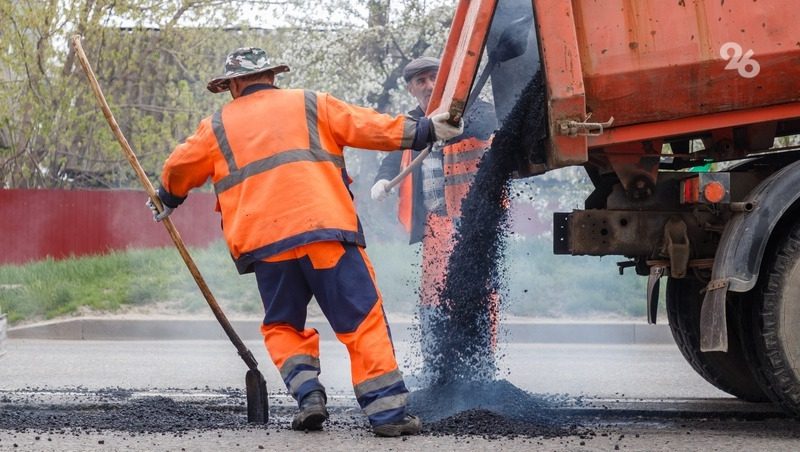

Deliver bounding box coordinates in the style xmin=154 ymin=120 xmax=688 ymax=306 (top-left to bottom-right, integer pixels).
xmin=421 ymin=145 xmax=446 ymax=215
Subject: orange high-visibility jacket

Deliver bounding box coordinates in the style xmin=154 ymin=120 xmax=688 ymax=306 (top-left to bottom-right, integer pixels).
xmin=442 ymin=136 xmax=493 ymax=218
xmin=160 ymin=87 xmax=421 ymax=273
xmin=389 ymin=101 xmax=496 ymax=238
xmin=396 ymin=136 xmax=491 ymax=228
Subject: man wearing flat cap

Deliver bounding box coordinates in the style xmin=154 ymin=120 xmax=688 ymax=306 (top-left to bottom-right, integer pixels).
xmin=371 ymin=56 xmax=499 ymax=382
xmin=148 ymin=47 xmax=464 ymax=437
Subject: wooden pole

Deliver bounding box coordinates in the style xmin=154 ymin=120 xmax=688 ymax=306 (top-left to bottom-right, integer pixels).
xmin=70 ymin=35 xmax=258 ymax=370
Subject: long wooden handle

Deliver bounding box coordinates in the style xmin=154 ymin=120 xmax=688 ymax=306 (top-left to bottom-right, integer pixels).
xmin=385 ymin=144 xmax=432 ymax=191
xmin=70 ymin=35 xmax=258 ymax=370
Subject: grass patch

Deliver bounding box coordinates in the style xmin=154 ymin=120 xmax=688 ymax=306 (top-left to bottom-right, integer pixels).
xmin=0 ymin=237 xmax=655 ymax=325
xmin=0 ymin=241 xmax=259 ymax=324
xmin=504 ymin=236 xmax=649 ymax=318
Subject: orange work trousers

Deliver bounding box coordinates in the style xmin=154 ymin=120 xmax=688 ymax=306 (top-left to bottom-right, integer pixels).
xmin=254 ymin=241 xmax=409 ymax=427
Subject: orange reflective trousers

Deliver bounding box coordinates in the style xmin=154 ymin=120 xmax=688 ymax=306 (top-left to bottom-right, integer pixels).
xmin=256 ymin=241 xmax=408 ymax=427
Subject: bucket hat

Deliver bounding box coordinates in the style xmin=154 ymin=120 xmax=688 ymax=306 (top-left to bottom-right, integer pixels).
xmin=207 ymin=47 xmax=289 ymax=93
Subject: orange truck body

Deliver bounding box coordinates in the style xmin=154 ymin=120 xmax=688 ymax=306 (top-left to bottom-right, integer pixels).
xmin=433 ymin=0 xmax=800 ymax=416
xmin=540 ymin=0 xmax=800 ymax=166
xmin=434 ymin=0 xmax=800 ymax=169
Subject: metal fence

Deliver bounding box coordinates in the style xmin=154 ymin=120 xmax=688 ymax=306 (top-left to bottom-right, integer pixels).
xmin=0 ymin=189 xmax=221 ymax=265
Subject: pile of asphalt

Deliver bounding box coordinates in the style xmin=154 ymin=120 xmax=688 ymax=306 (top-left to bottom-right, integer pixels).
xmin=421 ymin=71 xmax=547 ymax=385
xmin=410 ymin=379 xmax=584 ymax=438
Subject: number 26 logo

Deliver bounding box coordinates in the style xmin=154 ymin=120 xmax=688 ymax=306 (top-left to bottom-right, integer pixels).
xmin=720 ymin=42 xmax=760 ymax=79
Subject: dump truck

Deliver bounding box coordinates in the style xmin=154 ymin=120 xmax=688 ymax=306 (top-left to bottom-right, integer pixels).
xmin=430 ymin=0 xmax=800 ymax=416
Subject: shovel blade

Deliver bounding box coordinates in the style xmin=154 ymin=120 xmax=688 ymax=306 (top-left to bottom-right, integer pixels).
xmin=246 ymin=369 xmax=269 ymax=424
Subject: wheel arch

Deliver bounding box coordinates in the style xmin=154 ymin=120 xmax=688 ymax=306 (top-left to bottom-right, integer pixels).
xmin=700 ymin=159 xmax=800 ymax=352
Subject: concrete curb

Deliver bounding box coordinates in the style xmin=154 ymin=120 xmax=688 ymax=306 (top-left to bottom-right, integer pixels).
xmin=8 ymin=318 xmax=676 ymax=345
xmin=0 ymin=314 xmax=7 ymax=358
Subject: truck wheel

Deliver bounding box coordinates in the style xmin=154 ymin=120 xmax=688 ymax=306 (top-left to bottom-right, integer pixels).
xmin=666 ymin=277 xmax=768 ymax=401
xmin=741 ymin=220 xmax=800 ymax=416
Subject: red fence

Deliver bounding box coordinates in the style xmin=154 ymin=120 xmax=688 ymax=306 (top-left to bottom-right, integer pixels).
xmin=0 ymin=189 xmax=221 ymax=265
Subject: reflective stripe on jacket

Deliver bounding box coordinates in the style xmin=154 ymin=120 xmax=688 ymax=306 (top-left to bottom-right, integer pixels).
xmin=397 ymin=136 xmax=491 ymax=227
xmin=160 ymin=88 xmax=419 ymax=273
xmin=442 ymin=136 xmax=492 ymax=218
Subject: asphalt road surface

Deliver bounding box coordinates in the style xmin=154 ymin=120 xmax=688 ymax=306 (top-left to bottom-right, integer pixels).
xmin=2 ymin=339 xmax=799 ymax=451
xmin=1 ymin=339 xmax=733 ymax=396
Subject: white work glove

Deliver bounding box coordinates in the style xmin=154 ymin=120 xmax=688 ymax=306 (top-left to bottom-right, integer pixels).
xmin=146 ymin=198 xmax=174 ymax=222
xmin=371 ymin=179 xmax=393 ymax=202
xmin=431 ymin=111 xmax=464 ymax=142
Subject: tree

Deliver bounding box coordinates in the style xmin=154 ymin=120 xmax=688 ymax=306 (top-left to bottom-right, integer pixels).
xmin=0 ymin=0 xmax=453 ymax=195
xmin=0 ymin=0 xmax=288 ymax=188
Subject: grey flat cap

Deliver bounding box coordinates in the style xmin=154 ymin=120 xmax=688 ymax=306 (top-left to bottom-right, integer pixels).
xmin=403 ymin=56 xmax=440 ymax=82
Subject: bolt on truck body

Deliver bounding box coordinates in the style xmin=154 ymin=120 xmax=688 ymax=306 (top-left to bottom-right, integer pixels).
xmin=430 ymin=0 xmax=800 ymax=416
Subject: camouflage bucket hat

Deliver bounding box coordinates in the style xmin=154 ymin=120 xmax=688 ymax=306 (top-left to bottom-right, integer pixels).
xmin=207 ymin=47 xmax=290 ymax=93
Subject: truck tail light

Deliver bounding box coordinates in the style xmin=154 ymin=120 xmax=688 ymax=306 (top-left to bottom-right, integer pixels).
xmin=681 ymin=177 xmax=700 ymax=203
xmin=680 ymin=173 xmax=731 ymax=204
xmin=703 ymin=181 xmax=726 ymax=203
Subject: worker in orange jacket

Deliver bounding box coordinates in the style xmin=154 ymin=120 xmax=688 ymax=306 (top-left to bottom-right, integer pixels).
xmin=147 ymin=47 xmax=462 ymax=436
xmin=370 ymin=57 xmax=498 ymax=380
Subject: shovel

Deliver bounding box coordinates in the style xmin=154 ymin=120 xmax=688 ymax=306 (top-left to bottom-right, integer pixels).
xmin=70 ymin=35 xmax=269 ymax=424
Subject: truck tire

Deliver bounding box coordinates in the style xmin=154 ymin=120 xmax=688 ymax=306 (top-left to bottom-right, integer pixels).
xmin=740 ymin=220 xmax=800 ymax=417
xmin=666 ymin=277 xmax=768 ymax=402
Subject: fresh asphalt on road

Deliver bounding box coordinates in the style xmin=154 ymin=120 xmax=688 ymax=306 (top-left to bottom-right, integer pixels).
xmin=3 ymin=320 xmax=800 ymax=451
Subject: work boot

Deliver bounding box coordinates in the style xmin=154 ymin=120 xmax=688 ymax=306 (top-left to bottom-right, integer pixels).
xmin=372 ymin=414 xmax=422 ymax=437
xmin=291 ymin=390 xmax=328 ymax=431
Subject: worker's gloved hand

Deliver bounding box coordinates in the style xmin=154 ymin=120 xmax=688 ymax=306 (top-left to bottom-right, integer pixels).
xmin=146 ymin=198 xmax=174 ymax=222
xmin=431 ymin=112 xmax=464 ymax=142
xmin=371 ymin=179 xmax=393 ymax=202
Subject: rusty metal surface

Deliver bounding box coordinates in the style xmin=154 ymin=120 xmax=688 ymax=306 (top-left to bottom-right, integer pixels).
xmin=564 ymin=210 xmax=718 ymax=258
xmin=527 ymin=0 xmax=800 ymax=164
xmin=0 ymin=189 xmax=221 ymax=265
xmin=572 ymin=0 xmax=800 ymax=128
xmin=588 ymin=102 xmax=800 ymax=149
xmin=662 ymin=217 xmax=691 ymax=278
xmin=567 ymin=210 xmax=667 ymax=256
xmin=533 ymin=0 xmax=588 ymax=168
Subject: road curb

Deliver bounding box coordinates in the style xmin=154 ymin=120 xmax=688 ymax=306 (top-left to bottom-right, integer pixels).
xmin=8 ymin=318 xmax=676 ymax=344
xmin=0 ymin=313 xmax=7 ymax=358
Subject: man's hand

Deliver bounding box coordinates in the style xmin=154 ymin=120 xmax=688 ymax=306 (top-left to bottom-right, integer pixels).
xmin=431 ymin=112 xmax=464 ymax=142
xmin=146 ymin=198 xmax=174 ymax=222
xmin=370 ymin=179 xmax=393 ymax=201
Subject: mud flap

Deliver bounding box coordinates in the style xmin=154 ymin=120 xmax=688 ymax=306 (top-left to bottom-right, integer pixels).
xmin=700 ymin=279 xmax=729 ymax=352
xmin=647 ymin=265 xmax=665 ymax=324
